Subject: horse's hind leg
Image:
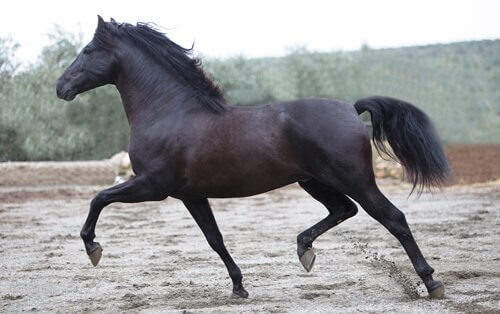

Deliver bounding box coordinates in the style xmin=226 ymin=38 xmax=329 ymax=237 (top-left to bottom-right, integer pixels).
xmin=182 ymin=198 xmax=248 ymax=298
xmin=297 ymin=179 xmax=358 ymax=272
xmin=350 ymin=183 xmax=444 ymax=299
xmin=80 ymin=175 xmax=167 ymax=266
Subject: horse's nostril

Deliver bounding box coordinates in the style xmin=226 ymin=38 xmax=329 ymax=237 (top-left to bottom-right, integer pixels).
xmin=56 ymin=81 xmax=67 ymax=99
xmin=56 ymin=86 xmax=62 ymax=97
xmin=56 ymin=79 xmax=62 ymax=92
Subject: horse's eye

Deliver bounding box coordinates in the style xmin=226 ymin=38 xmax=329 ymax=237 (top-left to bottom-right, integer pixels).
xmin=83 ymin=47 xmax=92 ymax=55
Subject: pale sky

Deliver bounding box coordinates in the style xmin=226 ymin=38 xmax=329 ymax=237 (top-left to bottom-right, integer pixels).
xmin=1 ymin=0 xmax=500 ymax=64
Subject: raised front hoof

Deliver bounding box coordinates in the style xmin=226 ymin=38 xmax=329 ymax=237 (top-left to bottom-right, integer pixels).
xmin=299 ymin=248 xmax=316 ymax=272
xmin=427 ymin=280 xmax=445 ymax=299
xmin=232 ymin=287 xmax=249 ymax=298
xmin=87 ymin=243 xmax=103 ymax=267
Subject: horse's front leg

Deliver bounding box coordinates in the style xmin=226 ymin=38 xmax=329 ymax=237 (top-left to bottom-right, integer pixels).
xmin=182 ymin=198 xmax=248 ymax=298
xmin=80 ymin=175 xmax=167 ymax=266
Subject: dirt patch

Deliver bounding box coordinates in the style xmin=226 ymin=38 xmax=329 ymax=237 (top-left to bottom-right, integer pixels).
xmin=0 ymin=181 xmax=499 ymax=312
xmin=446 ymin=144 xmax=500 ymax=184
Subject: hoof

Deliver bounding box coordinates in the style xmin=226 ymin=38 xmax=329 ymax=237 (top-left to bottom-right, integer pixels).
xmin=428 ymin=281 xmax=445 ymax=299
xmin=88 ymin=243 xmax=102 ymax=267
xmin=299 ymin=248 xmax=316 ymax=272
xmin=232 ymin=287 xmax=249 ymax=298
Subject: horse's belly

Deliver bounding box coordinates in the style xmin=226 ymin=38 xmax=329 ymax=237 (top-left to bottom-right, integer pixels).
xmin=176 ymin=167 xmax=302 ymax=198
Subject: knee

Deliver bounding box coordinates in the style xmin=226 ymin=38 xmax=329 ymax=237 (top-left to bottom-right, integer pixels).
xmin=91 ymin=192 xmax=108 ymax=209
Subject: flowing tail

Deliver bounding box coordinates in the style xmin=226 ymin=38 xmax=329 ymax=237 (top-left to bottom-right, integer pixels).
xmin=354 ymin=96 xmax=450 ymax=193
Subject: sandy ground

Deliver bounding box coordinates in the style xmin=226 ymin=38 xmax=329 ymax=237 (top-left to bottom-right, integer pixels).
xmin=0 ymin=161 xmax=117 ymax=187
xmin=0 ymin=180 xmax=499 ymax=313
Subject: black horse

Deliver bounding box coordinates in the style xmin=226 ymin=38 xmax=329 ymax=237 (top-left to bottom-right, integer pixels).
xmin=56 ymin=16 xmax=450 ymax=299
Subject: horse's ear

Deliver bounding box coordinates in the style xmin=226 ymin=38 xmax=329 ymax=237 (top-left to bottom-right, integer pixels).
xmin=97 ymin=15 xmax=107 ymax=31
xmin=110 ymin=17 xmax=117 ymax=24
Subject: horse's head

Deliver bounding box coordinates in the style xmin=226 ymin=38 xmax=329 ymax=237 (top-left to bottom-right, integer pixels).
xmin=56 ymin=16 xmax=119 ymax=101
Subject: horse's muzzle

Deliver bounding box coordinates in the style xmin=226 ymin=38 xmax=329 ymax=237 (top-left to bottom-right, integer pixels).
xmin=56 ymin=79 xmax=76 ymax=101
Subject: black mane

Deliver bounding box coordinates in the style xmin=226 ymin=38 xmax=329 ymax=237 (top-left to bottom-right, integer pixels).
xmin=112 ymin=22 xmax=226 ymax=113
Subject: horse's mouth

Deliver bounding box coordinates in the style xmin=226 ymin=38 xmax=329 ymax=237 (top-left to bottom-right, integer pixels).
xmin=58 ymin=88 xmax=76 ymax=101
xmin=63 ymin=92 xmax=76 ymax=101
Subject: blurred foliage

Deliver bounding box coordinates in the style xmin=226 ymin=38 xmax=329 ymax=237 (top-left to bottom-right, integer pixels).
xmin=205 ymin=41 xmax=500 ymax=145
xmin=0 ymin=28 xmax=498 ymax=161
xmin=0 ymin=28 xmax=128 ymax=161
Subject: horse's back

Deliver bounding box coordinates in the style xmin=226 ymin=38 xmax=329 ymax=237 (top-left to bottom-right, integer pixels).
xmin=278 ymin=98 xmax=365 ymax=134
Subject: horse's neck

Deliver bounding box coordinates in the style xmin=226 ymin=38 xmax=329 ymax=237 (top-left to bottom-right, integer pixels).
xmin=115 ymin=52 xmax=198 ymax=125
